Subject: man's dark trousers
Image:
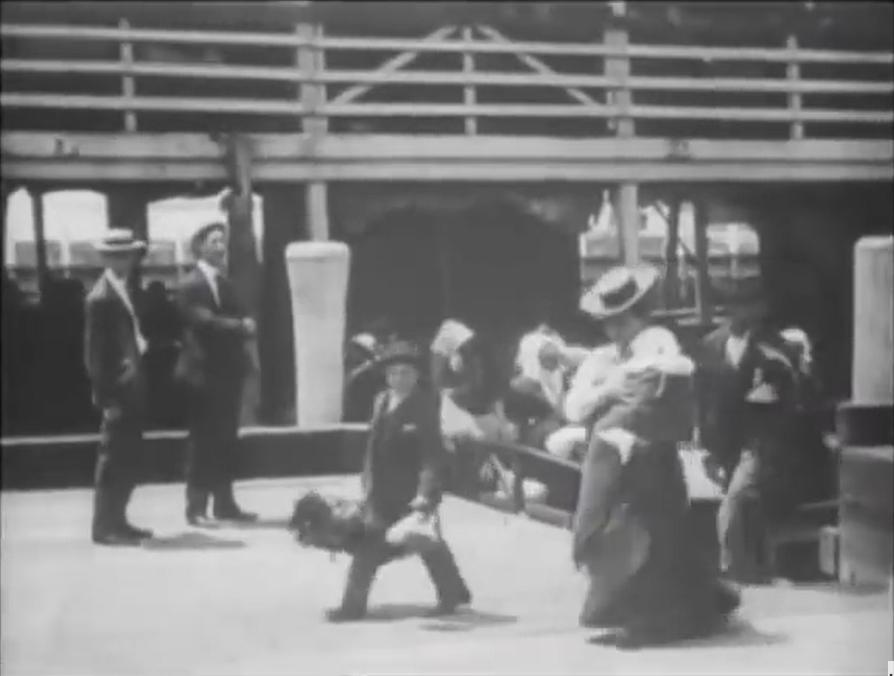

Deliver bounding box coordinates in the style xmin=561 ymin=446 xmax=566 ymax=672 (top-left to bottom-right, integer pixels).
xmin=184 ymin=378 xmax=242 ymax=518
xmin=340 ymin=534 xmax=469 ymax=614
xmin=93 ymin=402 xmax=144 ymax=538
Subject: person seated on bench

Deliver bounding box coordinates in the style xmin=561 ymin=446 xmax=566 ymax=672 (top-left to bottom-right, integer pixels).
xmin=431 ymin=319 xmax=517 ymax=496
xmin=505 ymin=326 xmax=588 ymax=450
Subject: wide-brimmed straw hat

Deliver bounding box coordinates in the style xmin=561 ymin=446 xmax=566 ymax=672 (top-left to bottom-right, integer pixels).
xmin=580 ymin=265 xmax=659 ymax=319
xmin=377 ymin=340 xmax=423 ymax=370
xmin=95 ymin=228 xmax=147 ymax=254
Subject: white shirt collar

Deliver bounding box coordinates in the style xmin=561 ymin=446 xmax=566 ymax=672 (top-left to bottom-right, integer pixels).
xmin=104 ymin=269 xmax=133 ymax=307
xmin=103 ymin=268 xmax=147 ymax=354
xmin=196 ymin=259 xmax=221 ymax=304
xmin=196 ymin=259 xmax=219 ymax=281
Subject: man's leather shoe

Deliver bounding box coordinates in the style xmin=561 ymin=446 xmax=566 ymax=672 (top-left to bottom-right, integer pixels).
xmin=187 ymin=514 xmax=218 ymax=528
xmin=92 ymin=531 xmax=142 ymax=547
xmin=428 ymin=588 xmax=472 ymax=616
xmin=214 ymin=509 xmax=258 ymax=523
xmin=121 ymin=523 xmax=154 ymax=539
xmin=325 ymin=607 xmax=366 ymax=623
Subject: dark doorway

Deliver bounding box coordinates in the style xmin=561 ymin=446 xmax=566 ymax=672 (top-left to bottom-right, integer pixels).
xmin=348 ymin=199 xmax=580 ymax=345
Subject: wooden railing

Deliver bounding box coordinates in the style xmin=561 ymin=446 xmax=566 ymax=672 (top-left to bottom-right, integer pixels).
xmin=1 ymin=22 xmax=892 ymax=138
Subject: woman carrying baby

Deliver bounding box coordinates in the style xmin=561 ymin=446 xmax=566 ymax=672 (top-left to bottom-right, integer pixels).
xmin=570 ymin=265 xmax=739 ymax=649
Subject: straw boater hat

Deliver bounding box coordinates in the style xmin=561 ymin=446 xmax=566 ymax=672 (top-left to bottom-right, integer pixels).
xmin=95 ymin=228 xmax=147 ymax=255
xmin=377 ymin=340 xmax=423 ymax=370
xmin=580 ymin=265 xmax=659 ymax=319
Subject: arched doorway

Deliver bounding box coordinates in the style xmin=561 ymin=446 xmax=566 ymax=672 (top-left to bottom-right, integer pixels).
xmin=348 ymin=198 xmax=580 ymax=348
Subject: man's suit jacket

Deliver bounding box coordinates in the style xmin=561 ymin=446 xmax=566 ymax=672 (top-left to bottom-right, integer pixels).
xmin=361 ymin=387 xmax=446 ymax=527
xmin=83 ymin=274 xmax=144 ymax=412
xmin=695 ymin=323 xmax=792 ymax=470
xmin=174 ymin=267 xmax=249 ymax=392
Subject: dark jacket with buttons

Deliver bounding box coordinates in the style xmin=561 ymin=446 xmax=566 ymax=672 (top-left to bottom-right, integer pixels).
xmin=361 ymin=386 xmax=446 ymax=528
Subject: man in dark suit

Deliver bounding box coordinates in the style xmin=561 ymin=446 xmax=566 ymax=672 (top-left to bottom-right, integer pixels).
xmin=175 ymin=222 xmax=257 ymax=526
xmin=695 ymin=276 xmax=797 ymax=583
xmin=328 ymin=341 xmax=471 ymax=622
xmin=84 ymin=229 xmax=154 ymax=546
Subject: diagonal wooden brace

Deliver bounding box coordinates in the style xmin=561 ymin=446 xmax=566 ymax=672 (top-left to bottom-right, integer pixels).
xmin=331 ymin=25 xmax=458 ymax=105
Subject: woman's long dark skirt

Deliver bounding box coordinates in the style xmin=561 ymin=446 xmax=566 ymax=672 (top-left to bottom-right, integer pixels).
xmin=608 ymin=442 xmax=739 ymax=640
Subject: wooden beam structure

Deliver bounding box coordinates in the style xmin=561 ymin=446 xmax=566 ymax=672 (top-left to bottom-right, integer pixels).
xmin=4 ymin=134 xmax=890 ymax=185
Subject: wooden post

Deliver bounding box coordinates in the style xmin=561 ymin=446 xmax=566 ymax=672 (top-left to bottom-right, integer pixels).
xmin=663 ymin=198 xmax=682 ymax=308
xmin=693 ymin=199 xmax=712 ymax=327
xmin=105 ymin=186 xmax=150 ymax=297
xmin=119 ymin=18 xmax=137 ymax=132
xmin=604 ymin=7 xmax=639 ymax=265
xmin=31 ymin=188 xmax=50 ymax=303
xmin=616 ymin=184 xmax=640 ymax=266
xmin=223 ymin=134 xmax=261 ymax=426
xmin=297 ymin=23 xmax=329 ymax=241
xmin=462 ymin=26 xmax=477 ymax=135
xmin=786 ymin=35 xmax=804 ymax=141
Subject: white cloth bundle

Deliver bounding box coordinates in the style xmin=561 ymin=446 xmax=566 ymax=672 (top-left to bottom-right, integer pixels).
xmin=385 ymin=510 xmax=443 ymax=553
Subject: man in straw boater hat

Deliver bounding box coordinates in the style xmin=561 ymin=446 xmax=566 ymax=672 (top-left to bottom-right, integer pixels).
xmin=174 ymin=222 xmax=257 ymax=527
xmin=84 ymin=229 xmax=154 ymax=545
xmin=326 ymin=340 xmax=471 ymax=622
xmin=566 ymin=264 xmax=738 ymax=648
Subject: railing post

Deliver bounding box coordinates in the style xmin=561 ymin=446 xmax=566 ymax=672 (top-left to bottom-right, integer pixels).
xmin=296 ymin=23 xmax=329 ymax=241
xmin=118 ymin=18 xmax=137 ymax=132
xmin=786 ymin=34 xmax=804 ymax=140
xmin=604 ymin=3 xmax=639 ymax=265
xmin=462 ymin=26 xmax=477 ymax=135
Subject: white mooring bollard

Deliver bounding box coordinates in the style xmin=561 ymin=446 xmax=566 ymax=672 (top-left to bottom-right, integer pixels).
xmin=284 ymin=241 xmax=351 ymax=427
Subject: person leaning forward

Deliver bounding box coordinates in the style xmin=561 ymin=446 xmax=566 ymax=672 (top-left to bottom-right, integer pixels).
xmin=326 ymin=340 xmax=472 ymax=623
xmin=175 ymin=222 xmax=257 ymax=526
xmin=84 ymin=229 xmax=154 ymax=546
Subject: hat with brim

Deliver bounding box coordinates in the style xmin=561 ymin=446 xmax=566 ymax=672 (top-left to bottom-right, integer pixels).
xmin=95 ymin=228 xmax=147 ymax=255
xmin=580 ymin=265 xmax=659 ymax=320
xmin=377 ymin=340 xmax=423 ymax=370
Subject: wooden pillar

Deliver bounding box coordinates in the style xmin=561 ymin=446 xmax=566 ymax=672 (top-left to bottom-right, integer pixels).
xmin=119 ymin=18 xmax=138 ymax=132
xmin=615 ymin=185 xmax=640 ymax=266
xmin=105 ymin=186 xmax=150 ymax=296
xmin=605 ymin=8 xmax=638 ymax=265
xmin=663 ymin=198 xmax=682 ymax=308
xmin=297 ymin=23 xmax=330 ymax=242
xmin=693 ymin=199 xmax=712 ymax=327
xmin=223 ymin=134 xmax=261 ymax=426
xmin=462 ymin=26 xmax=477 ymax=135
xmin=0 ymin=182 xmax=12 ymax=266
xmin=258 ymin=187 xmax=304 ymax=425
xmin=31 ymin=188 xmax=50 ymax=303
xmin=786 ymin=35 xmax=804 ymax=141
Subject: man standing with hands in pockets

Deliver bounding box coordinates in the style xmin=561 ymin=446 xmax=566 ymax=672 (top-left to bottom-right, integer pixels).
xmin=176 ymin=222 xmax=257 ymax=526
xmin=85 ymin=229 xmax=154 ymax=546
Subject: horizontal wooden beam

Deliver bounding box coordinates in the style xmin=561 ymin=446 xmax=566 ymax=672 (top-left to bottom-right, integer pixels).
xmin=4 ymin=92 xmax=892 ymax=125
xmin=3 ymin=23 xmax=893 ymax=64
xmin=4 ymin=159 xmax=890 ymax=184
xmin=5 ymin=132 xmax=891 ymax=163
